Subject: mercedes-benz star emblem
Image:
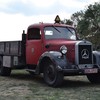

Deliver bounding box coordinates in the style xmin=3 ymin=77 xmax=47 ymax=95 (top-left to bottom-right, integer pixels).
xmin=81 ymin=49 xmax=89 ymax=59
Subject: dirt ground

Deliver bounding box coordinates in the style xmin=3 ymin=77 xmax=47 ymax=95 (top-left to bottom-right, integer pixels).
xmin=0 ymin=70 xmax=100 ymax=100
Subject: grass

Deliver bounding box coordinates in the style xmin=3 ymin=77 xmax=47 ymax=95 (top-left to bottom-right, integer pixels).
xmin=0 ymin=70 xmax=100 ymax=100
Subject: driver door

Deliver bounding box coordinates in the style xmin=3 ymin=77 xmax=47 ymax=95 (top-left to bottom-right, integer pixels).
xmin=26 ymin=28 xmax=42 ymax=65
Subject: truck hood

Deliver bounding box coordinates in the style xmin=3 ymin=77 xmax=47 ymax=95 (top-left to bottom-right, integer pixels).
xmin=45 ymin=39 xmax=78 ymax=51
xmin=45 ymin=39 xmax=81 ymax=64
xmin=45 ymin=39 xmax=92 ymax=64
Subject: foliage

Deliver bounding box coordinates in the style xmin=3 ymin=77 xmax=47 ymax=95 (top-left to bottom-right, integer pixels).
xmin=71 ymin=2 xmax=100 ymax=48
xmin=61 ymin=19 xmax=73 ymax=26
xmin=61 ymin=2 xmax=100 ymax=48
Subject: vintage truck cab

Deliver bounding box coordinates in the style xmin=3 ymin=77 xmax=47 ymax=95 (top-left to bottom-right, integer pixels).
xmin=0 ymin=15 xmax=100 ymax=87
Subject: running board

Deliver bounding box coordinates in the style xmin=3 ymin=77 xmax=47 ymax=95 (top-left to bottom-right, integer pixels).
xmin=26 ymin=69 xmax=36 ymax=74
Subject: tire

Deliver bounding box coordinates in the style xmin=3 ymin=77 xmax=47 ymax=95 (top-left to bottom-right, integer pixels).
xmin=87 ymin=73 xmax=100 ymax=83
xmin=0 ymin=56 xmax=11 ymax=76
xmin=43 ymin=60 xmax=63 ymax=87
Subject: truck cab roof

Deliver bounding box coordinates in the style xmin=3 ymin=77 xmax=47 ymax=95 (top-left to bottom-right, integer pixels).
xmin=28 ymin=23 xmax=74 ymax=29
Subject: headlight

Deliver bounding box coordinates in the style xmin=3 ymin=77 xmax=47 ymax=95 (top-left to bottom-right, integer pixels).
xmin=60 ymin=45 xmax=67 ymax=54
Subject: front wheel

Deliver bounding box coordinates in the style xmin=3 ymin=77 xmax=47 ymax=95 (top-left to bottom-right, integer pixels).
xmin=87 ymin=73 xmax=100 ymax=83
xmin=43 ymin=61 xmax=63 ymax=87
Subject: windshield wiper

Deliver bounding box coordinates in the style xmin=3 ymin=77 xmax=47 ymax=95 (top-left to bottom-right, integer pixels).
xmin=66 ymin=27 xmax=74 ymax=35
xmin=52 ymin=25 xmax=61 ymax=33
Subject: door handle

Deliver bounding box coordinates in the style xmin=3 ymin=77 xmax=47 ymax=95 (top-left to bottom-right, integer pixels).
xmin=45 ymin=44 xmax=50 ymax=49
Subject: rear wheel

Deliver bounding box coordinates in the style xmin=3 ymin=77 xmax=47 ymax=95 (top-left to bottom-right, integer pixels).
xmin=43 ymin=60 xmax=63 ymax=87
xmin=0 ymin=56 xmax=11 ymax=76
xmin=87 ymin=73 xmax=100 ymax=83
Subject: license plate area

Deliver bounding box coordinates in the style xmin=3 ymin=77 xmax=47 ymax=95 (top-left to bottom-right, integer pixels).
xmin=84 ymin=68 xmax=98 ymax=74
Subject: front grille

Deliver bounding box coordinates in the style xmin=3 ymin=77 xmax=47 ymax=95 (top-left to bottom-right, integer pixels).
xmin=78 ymin=45 xmax=92 ymax=64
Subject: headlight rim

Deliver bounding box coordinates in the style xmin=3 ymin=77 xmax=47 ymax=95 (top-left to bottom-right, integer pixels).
xmin=60 ymin=45 xmax=67 ymax=55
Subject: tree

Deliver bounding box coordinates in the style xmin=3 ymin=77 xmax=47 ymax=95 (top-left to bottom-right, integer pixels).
xmin=61 ymin=19 xmax=73 ymax=26
xmin=84 ymin=2 xmax=100 ymax=34
xmin=71 ymin=2 xmax=100 ymax=48
xmin=71 ymin=11 xmax=84 ymax=25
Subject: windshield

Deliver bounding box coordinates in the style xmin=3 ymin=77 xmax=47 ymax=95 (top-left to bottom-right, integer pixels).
xmin=44 ymin=26 xmax=76 ymax=40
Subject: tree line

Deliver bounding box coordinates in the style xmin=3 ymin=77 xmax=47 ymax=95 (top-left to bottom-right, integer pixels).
xmin=62 ymin=2 xmax=100 ymax=50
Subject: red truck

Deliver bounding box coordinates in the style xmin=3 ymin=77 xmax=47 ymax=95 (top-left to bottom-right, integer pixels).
xmin=0 ymin=15 xmax=100 ymax=87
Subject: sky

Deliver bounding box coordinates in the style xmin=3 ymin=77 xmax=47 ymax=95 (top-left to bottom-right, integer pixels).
xmin=0 ymin=0 xmax=99 ymax=41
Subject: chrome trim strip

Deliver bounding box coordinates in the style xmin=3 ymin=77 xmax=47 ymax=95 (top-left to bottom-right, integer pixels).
xmin=78 ymin=64 xmax=93 ymax=69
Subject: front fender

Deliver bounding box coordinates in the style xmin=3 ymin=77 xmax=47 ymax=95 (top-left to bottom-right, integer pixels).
xmin=93 ymin=51 xmax=100 ymax=67
xmin=37 ymin=51 xmax=71 ymax=73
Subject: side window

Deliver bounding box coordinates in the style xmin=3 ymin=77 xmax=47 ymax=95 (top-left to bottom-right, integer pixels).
xmin=28 ymin=28 xmax=41 ymax=40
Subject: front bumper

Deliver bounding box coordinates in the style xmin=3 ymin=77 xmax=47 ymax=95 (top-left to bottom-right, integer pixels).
xmin=61 ymin=68 xmax=100 ymax=75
